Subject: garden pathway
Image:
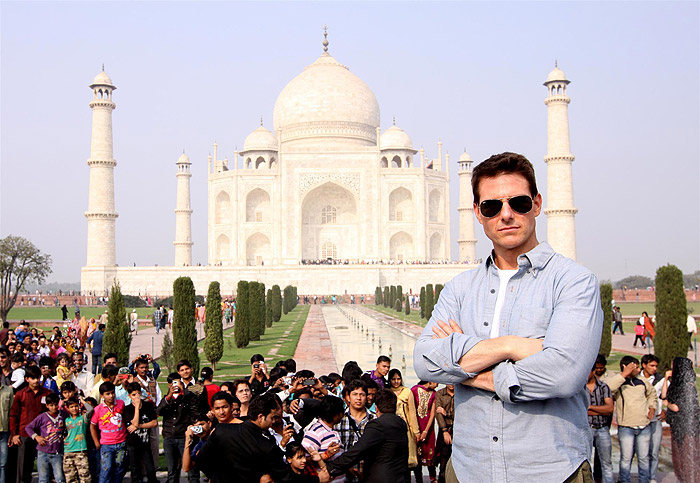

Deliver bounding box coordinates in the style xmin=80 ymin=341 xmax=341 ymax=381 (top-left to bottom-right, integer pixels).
xmin=292 ymin=305 xmax=338 ymax=374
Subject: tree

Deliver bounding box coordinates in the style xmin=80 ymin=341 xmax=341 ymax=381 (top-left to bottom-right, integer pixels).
xmin=173 ymin=276 xmax=199 ymax=375
xmin=103 ymin=282 xmax=132 ymax=366
xmin=435 ymin=284 xmax=444 ymax=305
xmin=390 ymin=286 xmax=396 ymax=308
xmin=204 ymin=281 xmax=223 ymax=369
xmin=249 ymin=281 xmax=261 ymax=341
xmin=425 ymin=284 xmax=434 ymax=321
xmin=375 ymin=287 xmax=382 ymax=306
xmin=0 ymin=235 xmax=52 ymax=322
xmin=271 ymin=285 xmax=282 ymax=322
xmin=235 ymin=281 xmax=250 ymax=348
xmin=383 ymin=287 xmax=389 ymax=307
xmin=599 ymin=283 xmax=613 ymax=357
xmin=404 ymin=295 xmax=411 ymax=316
xmin=266 ymin=289 xmax=273 ymax=328
xmin=420 ymin=286 xmax=426 ymax=319
xmin=394 ymin=299 xmax=402 ymax=311
xmin=258 ymin=282 xmax=266 ymax=336
xmin=396 ymin=285 xmax=403 ymax=303
xmin=160 ymin=328 xmax=175 ymax=374
xmin=654 ymin=264 xmax=688 ymax=371
xmin=614 ymin=275 xmax=654 ymax=290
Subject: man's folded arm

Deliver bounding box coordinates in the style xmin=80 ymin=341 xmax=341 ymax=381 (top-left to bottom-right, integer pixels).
xmin=492 ymin=272 xmax=603 ymax=403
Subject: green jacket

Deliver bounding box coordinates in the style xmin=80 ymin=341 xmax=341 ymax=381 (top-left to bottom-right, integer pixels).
xmin=0 ymin=385 xmax=15 ymax=432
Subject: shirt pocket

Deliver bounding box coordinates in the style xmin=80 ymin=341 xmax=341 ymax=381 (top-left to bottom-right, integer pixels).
xmin=513 ymin=307 xmax=552 ymax=338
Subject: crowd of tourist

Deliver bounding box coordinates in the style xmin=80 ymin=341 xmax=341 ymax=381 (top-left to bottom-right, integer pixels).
xmin=300 ymin=259 xmax=481 ymax=266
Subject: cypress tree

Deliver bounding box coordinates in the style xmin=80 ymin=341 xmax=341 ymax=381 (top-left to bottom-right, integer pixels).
xmin=266 ymin=289 xmax=273 ymax=328
xmin=292 ymin=286 xmax=298 ymax=309
xmin=435 ymin=284 xmax=444 ymax=305
xmin=160 ymin=328 xmax=174 ymax=374
xmin=249 ymin=281 xmax=261 ymax=341
xmin=258 ymin=283 xmax=266 ymax=336
xmin=390 ymin=286 xmax=396 ymax=308
xmin=235 ymin=281 xmax=250 ymax=348
xmin=375 ymin=287 xmax=382 ymax=305
xmin=282 ymin=285 xmax=291 ymax=315
xmin=383 ymin=287 xmax=389 ymax=307
xmin=404 ymin=295 xmax=411 ymax=316
xmin=394 ymin=299 xmax=402 ymax=311
xmin=425 ymin=284 xmax=434 ymax=321
xmin=654 ymin=264 xmax=688 ymax=371
xmin=599 ymin=283 xmax=613 ymax=357
xmin=396 ymin=285 xmax=403 ymax=303
xmin=271 ymin=285 xmax=282 ymax=322
xmin=172 ymin=276 xmax=199 ymax=375
xmin=420 ymin=286 xmax=426 ymax=319
xmin=103 ymin=282 xmax=131 ymax=367
xmin=204 ymin=281 xmax=224 ymax=369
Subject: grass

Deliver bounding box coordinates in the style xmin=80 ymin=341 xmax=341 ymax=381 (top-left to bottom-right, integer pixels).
xmin=370 ymin=304 xmax=427 ymax=327
xmin=6 ymin=306 xmax=156 ymax=321
xmin=617 ymin=301 xmax=700 ymax=317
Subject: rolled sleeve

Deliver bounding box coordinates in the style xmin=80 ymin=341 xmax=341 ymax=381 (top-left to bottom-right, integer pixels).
xmin=492 ymin=362 xmax=521 ymax=403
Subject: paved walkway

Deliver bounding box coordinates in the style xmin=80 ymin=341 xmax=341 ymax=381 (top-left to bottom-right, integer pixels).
xmin=613 ymin=331 xmax=697 ymax=360
xmin=292 ymin=305 xmax=338 ymax=374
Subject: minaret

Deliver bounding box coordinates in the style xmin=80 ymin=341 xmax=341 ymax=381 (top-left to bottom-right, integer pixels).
xmin=543 ymin=63 xmax=578 ymax=260
xmin=85 ymin=68 xmax=118 ymax=267
xmin=457 ymin=150 xmax=477 ymax=261
xmin=174 ymin=152 xmax=193 ymax=266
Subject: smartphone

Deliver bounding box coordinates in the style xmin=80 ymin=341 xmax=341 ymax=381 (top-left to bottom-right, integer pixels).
xmin=302 ymin=378 xmax=315 ymax=387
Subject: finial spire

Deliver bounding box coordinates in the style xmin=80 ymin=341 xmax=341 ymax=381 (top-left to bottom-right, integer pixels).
xmin=393 ymin=116 xmax=396 ymax=126
xmin=102 ymin=63 xmax=105 ymax=72
xmin=260 ymin=116 xmax=263 ymax=126
xmin=555 ymin=59 xmax=558 ymax=68
xmin=323 ymin=25 xmax=329 ymax=53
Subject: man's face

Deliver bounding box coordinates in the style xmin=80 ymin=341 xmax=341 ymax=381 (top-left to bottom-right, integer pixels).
xmin=178 ymin=365 xmax=192 ymax=381
xmin=376 ymin=361 xmax=390 ymax=377
xmin=136 ymin=363 xmax=148 ymax=377
xmin=643 ymin=361 xmax=658 ymax=376
xmin=212 ymin=399 xmax=233 ymax=423
xmin=104 ymin=357 xmax=117 ymax=367
xmin=27 ymin=375 xmax=40 ymax=390
xmin=259 ymin=407 xmax=281 ymax=430
xmin=102 ymin=390 xmax=115 ymax=405
xmin=474 ymin=174 xmax=541 ymax=255
xmin=73 ymin=355 xmax=83 ymax=370
xmin=594 ymin=363 xmax=606 ymax=378
xmin=0 ymin=353 xmax=9 ymax=369
xmin=40 ymin=364 xmax=51 ymax=377
xmin=366 ymin=388 xmax=377 ymax=406
xmin=347 ymin=388 xmax=367 ymax=411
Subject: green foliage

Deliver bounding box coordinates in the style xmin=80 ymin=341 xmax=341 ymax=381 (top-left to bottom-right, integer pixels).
xmin=396 ymin=285 xmax=403 ymax=303
xmin=204 ymin=281 xmax=224 ymax=369
xmin=154 ymin=295 xmax=204 ymax=308
xmin=425 ymin=284 xmax=434 ymax=321
xmin=390 ymin=286 xmax=396 ymax=308
xmin=282 ymin=285 xmax=298 ymax=315
xmin=103 ymin=282 xmax=132 ymax=367
xmin=684 ymin=271 xmax=700 ymax=289
xmin=249 ymin=282 xmax=261 ymax=341
xmin=122 ymin=295 xmax=148 ymax=308
xmin=271 ymin=285 xmax=282 ymax=322
xmin=614 ymin=275 xmax=654 ymax=290
xmin=258 ymin=283 xmax=266 ymax=336
xmin=404 ymin=296 xmax=410 ymax=316
xmin=394 ymin=299 xmax=402 ymax=311
xmin=265 ymin=289 xmax=273 ymax=328
xmin=435 ymin=284 xmax=444 ymax=305
xmin=235 ymin=281 xmax=250 ymax=348
xmin=160 ymin=328 xmax=175 ymax=374
xmin=383 ymin=287 xmax=389 ymax=307
xmin=0 ymin=235 xmax=52 ymax=322
xmin=375 ymin=287 xmax=382 ymax=305
xmin=172 ymin=276 xmax=199 ymax=375
xmin=599 ymin=283 xmax=613 ymax=357
xmin=420 ymin=286 xmax=426 ymax=319
xmin=654 ymin=264 xmax=688 ymax=371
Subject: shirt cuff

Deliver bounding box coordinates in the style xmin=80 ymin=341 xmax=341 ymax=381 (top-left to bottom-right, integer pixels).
xmin=492 ymin=361 xmax=521 ymax=403
xmin=420 ymin=333 xmax=483 ymax=382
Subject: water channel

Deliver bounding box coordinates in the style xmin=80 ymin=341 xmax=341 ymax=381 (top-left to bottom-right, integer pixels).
xmin=321 ymin=305 xmax=420 ymax=387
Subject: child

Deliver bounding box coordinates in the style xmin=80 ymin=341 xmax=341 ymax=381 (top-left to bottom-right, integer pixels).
xmin=89 ymin=382 xmax=127 ymax=483
xmin=39 ymin=356 xmax=59 ymax=394
xmin=26 ymin=392 xmax=66 ymax=483
xmin=633 ymin=320 xmax=646 ymax=347
xmin=63 ymin=397 xmax=91 ymax=483
xmin=286 ymin=442 xmax=309 ymax=475
xmin=122 ymin=382 xmax=158 ymax=483
xmin=10 ymin=352 xmax=26 ymax=389
xmin=56 ymin=353 xmax=71 ymax=388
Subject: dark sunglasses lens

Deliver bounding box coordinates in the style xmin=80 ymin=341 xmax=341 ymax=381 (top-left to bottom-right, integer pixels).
xmin=480 ymin=199 xmax=503 ymax=218
xmin=509 ymin=196 xmax=533 ymax=214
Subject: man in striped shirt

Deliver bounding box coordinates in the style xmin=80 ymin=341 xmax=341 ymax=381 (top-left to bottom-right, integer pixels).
xmin=302 ymin=396 xmax=345 ymax=479
xmin=334 ymin=380 xmax=375 ymax=482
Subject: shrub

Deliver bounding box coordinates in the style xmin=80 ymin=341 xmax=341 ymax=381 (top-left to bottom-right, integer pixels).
xmin=383 ymin=287 xmax=389 ymax=307
xmin=654 ymin=264 xmax=688 ymax=371
xmin=394 ymin=299 xmax=401 ymax=311
xmin=235 ymin=281 xmax=250 ymax=348
xmin=258 ymin=282 xmax=266 ymax=336
xmin=404 ymin=296 xmax=410 ymax=316
xmin=122 ymin=295 xmax=147 ymax=308
xmin=390 ymin=286 xmax=396 ymax=308
xmin=425 ymin=284 xmax=434 ymax=321
xmin=103 ymin=282 xmax=131 ymax=367
xmin=375 ymin=287 xmax=382 ymax=306
xmin=172 ymin=276 xmax=199 ymax=375
xmin=435 ymin=284 xmax=444 ymax=305
xmin=271 ymin=285 xmax=282 ymax=322
xmin=396 ymin=285 xmax=403 ymax=303
xmin=266 ymin=289 xmax=273 ymax=328
xmin=204 ymin=281 xmax=223 ymax=369
xmin=599 ymin=283 xmax=613 ymax=357
xmin=420 ymin=286 xmax=426 ymax=319
xmin=160 ymin=328 xmax=174 ymax=374
xmin=249 ymin=281 xmax=261 ymax=341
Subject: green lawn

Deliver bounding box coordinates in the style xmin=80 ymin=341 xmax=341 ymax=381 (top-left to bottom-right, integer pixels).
xmin=6 ymin=306 xmax=156 ymax=321
xmin=370 ymin=304 xmax=427 ymax=327
xmin=617 ymin=301 xmax=700 ymax=317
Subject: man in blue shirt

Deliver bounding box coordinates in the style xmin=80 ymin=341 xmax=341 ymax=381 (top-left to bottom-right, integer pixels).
xmin=414 ymin=152 xmax=602 ymax=482
xmin=87 ymin=324 xmax=105 ymax=375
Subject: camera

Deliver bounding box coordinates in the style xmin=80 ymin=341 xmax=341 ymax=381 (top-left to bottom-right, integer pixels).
xmin=302 ymin=378 xmax=316 ymax=387
xmin=191 ymin=425 xmax=203 ymax=435
xmin=253 ymin=363 xmax=260 ymax=369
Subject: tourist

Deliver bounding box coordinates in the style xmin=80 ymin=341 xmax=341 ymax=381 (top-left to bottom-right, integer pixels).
xmin=364 ymin=356 xmax=390 ymax=388
xmin=55 ymin=353 xmax=71 ymax=389
xmin=387 ymin=369 xmax=419 ymax=469
xmin=633 ymin=319 xmax=646 ymax=348
xmin=0 ymin=361 xmax=13 ymax=483
xmin=334 ymin=379 xmax=375 ymax=482
xmin=411 ymin=381 xmax=438 ymax=482
xmin=26 ymin=392 xmax=65 ymax=483
xmin=199 ymin=367 xmax=219 ymax=409
xmin=249 ymin=354 xmax=270 ymax=397
xmin=0 ymin=347 xmax=11 ymax=386
xmin=326 ymin=389 xmax=408 ymax=482
xmin=687 ymin=311 xmax=697 ymax=351
xmin=606 ymin=355 xmax=657 ymax=483
xmin=62 ymin=397 xmax=91 ymax=483
xmin=640 ymin=354 xmax=664 ymax=483
xmin=89 ymin=365 xmax=118 ymax=403
xmin=434 ymin=384 xmax=454 ymax=483
xmin=89 ymin=382 xmax=127 ymax=483
xmin=414 ymin=152 xmax=603 ymax=481
xmin=39 ymin=357 xmax=59 ymax=394
xmin=232 ymin=379 xmax=253 ymax=419
xmin=301 ymin=396 xmax=344 ymax=475
xmin=10 ymin=353 xmax=25 ymax=390
xmin=662 ymin=357 xmax=700 ymax=483
xmin=0 ymin=323 xmax=10 ymax=347
xmin=207 ymin=391 xmax=241 ymax=426
xmin=70 ymin=353 xmax=94 ymax=396
xmin=61 ymin=305 xmax=69 ymax=321
xmin=129 ymin=310 xmax=138 ymax=335
xmin=128 ymin=353 xmax=160 ymax=381
xmin=152 ymin=306 xmax=163 ymax=334
xmin=86 ymin=324 xmax=105 ymax=375
xmin=586 ymin=363 xmax=613 ymax=483
xmin=123 ymin=382 xmax=158 ymax=483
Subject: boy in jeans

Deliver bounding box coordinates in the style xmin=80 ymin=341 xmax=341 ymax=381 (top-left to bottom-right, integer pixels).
xmin=26 ymin=392 xmax=66 ymax=483
xmin=63 ymin=397 xmax=91 ymax=483
xmin=122 ymin=382 xmax=158 ymax=483
xmin=89 ymin=382 xmax=127 ymax=483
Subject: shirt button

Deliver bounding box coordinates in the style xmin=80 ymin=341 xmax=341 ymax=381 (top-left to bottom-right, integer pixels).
xmin=493 ymin=436 xmax=498 ymax=442
xmin=483 ymin=322 xmax=489 ymax=326
xmin=490 ymin=289 xmax=495 ymax=294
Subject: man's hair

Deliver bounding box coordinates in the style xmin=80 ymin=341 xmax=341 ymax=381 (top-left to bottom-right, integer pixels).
xmin=471 ymin=152 xmax=538 ymax=204
xmin=101 ymin=364 xmax=119 ymax=379
xmin=60 ymin=381 xmax=76 ymax=392
xmin=126 ymin=382 xmax=142 ymax=394
xmin=11 ymin=353 xmax=25 ymax=364
xmin=269 ymin=367 xmax=288 ymax=387
xmin=295 ymin=369 xmax=315 ymax=380
xmin=25 ymin=366 xmax=40 ymax=379
xmin=0 ymin=347 xmax=8 ymax=358
xmin=319 ymin=395 xmax=345 ymax=422
xmin=232 ymin=379 xmax=250 ymax=393
xmin=2 ymin=322 xmax=8 ymax=329
xmin=72 ymin=352 xmax=84 ymax=362
xmin=250 ymin=354 xmax=265 ymax=364
xmin=134 ymin=358 xmax=149 ymax=368
xmin=98 ymin=324 xmax=106 ymax=331
xmin=282 ymin=359 xmax=297 ymax=373
xmin=167 ymin=372 xmax=181 ymax=384
xmin=374 ymin=389 xmax=397 ymax=414
xmin=641 ymin=354 xmax=660 ymax=366
xmin=343 ymin=379 xmax=367 ymax=397
xmin=104 ymin=353 xmax=118 ymax=362
xmin=248 ymin=392 xmax=281 ymax=420
xmin=200 ymin=367 xmax=214 ymax=380
xmin=361 ymin=375 xmax=380 ymax=391
xmin=99 ymin=382 xmax=116 ymax=394
xmin=620 ymin=355 xmax=639 ymax=371
xmin=211 ymin=391 xmax=234 ymax=406
xmin=45 ymin=393 xmax=60 ymax=405
xmin=294 ymin=388 xmax=313 ymax=399
xmin=65 ymin=397 xmax=80 ymax=408
xmin=38 ymin=356 xmax=54 ymax=369
xmin=341 ymin=361 xmax=363 ymax=383
xmin=595 ymin=354 xmax=607 ymax=366
xmin=176 ymin=360 xmax=192 ymax=371
xmin=327 ymin=372 xmax=342 ymax=383
xmin=376 ymin=355 xmax=391 ymax=365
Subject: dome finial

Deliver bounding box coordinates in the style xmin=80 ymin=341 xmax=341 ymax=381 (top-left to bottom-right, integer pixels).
xmin=555 ymin=59 xmax=558 ymax=68
xmin=260 ymin=116 xmax=263 ymax=126
xmin=393 ymin=116 xmax=396 ymax=126
xmin=102 ymin=63 xmax=105 ymax=72
xmin=323 ymin=25 xmax=329 ymax=53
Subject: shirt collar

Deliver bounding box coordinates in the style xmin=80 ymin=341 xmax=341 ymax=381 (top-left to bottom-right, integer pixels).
xmin=485 ymin=242 xmax=556 ymax=272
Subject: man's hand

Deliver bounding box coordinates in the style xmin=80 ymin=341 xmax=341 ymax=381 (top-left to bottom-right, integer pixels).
xmin=35 ymin=436 xmax=46 ymax=446
xmin=280 ymin=425 xmax=294 ymax=447
xmin=621 ymin=362 xmax=638 ymax=379
xmin=10 ymin=435 xmax=21 ymax=446
xmin=436 ymin=406 xmax=447 ymax=416
xmin=289 ymin=399 xmax=301 ymax=415
xmin=648 ymin=407 xmax=655 ymax=421
xmin=259 ymin=475 xmax=274 ymax=483
xmin=507 ymin=336 xmax=543 ymax=361
xmin=462 ymin=370 xmax=495 ymax=392
xmin=443 ymin=431 xmax=452 ymax=445
xmin=432 ymin=319 xmax=462 ymax=339
xmin=127 ymin=424 xmax=138 ymax=434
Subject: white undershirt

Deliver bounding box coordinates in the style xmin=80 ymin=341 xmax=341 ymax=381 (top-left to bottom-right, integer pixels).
xmin=490 ymin=269 xmax=518 ymax=339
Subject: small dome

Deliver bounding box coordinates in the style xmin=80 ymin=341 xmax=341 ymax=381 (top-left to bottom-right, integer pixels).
xmin=177 ymin=153 xmax=190 ymax=164
xmin=380 ymin=125 xmax=414 ymax=151
xmin=90 ymin=70 xmax=115 ymax=88
xmin=459 ymin=151 xmax=472 ymax=162
xmin=242 ymin=126 xmax=278 ymax=152
xmin=544 ymin=67 xmax=569 ymax=84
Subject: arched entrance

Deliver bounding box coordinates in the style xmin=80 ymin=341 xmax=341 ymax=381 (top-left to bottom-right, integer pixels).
xmin=301 ymin=182 xmax=358 ymax=261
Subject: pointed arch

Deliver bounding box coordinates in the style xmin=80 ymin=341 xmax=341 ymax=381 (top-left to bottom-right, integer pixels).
xmin=246 ymin=188 xmax=270 ymax=222
xmin=215 ymin=234 xmax=230 ymax=261
xmin=246 ymin=232 xmax=271 ymax=265
xmin=389 ymin=187 xmax=413 ymax=222
xmin=429 ymin=189 xmax=443 ymax=222
xmin=429 ymin=232 xmax=443 ymax=261
xmin=390 ymin=231 xmax=413 ymax=261
xmin=215 ymin=191 xmax=231 ymax=224
xmin=301 ymin=182 xmax=358 ymax=261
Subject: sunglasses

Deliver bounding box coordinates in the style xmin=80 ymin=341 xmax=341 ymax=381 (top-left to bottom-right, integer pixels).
xmin=479 ymin=195 xmax=533 ymax=218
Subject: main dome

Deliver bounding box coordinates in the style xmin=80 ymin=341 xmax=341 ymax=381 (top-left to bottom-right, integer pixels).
xmin=272 ymin=53 xmax=380 ymax=147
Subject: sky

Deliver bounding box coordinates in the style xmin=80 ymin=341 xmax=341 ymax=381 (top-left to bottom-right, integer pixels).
xmin=1 ymin=1 xmax=698 ymax=285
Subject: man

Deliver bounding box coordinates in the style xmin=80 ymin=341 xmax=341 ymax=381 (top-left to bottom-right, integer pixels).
xmin=90 ymin=364 xmax=119 ymax=402
xmin=640 ymin=354 xmax=664 ymax=483
xmin=0 ymin=323 xmax=10 ymax=346
xmin=612 ymin=306 xmax=624 ymax=335
xmin=86 ymin=324 xmax=105 ymax=375
xmin=688 ymin=311 xmax=697 ymax=351
xmin=414 ymin=152 xmax=603 ymax=481
xmin=70 ymin=352 xmax=95 ymax=396
xmin=434 ymin=384 xmax=454 ymax=483
xmin=157 ymin=372 xmax=200 ymax=483
xmin=0 ymin=357 xmax=14 ymax=483
xmin=334 ymin=380 xmax=375 ymax=481
xmin=134 ymin=357 xmax=162 ymax=467
xmin=606 ymin=356 xmax=657 ymax=483
xmin=326 ymin=389 xmax=408 ymax=482
xmin=364 ymin=356 xmax=390 ymax=389
xmin=586 ymin=364 xmax=613 ymax=483
xmin=248 ymin=354 xmax=270 ymax=397
xmin=197 ymin=392 xmax=330 ymax=482
xmin=153 ymin=306 xmax=163 ymax=335
xmin=9 ymin=366 xmax=52 ymax=483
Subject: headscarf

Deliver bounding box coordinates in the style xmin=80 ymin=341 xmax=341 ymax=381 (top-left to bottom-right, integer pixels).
xmin=666 ymin=357 xmax=700 ymax=444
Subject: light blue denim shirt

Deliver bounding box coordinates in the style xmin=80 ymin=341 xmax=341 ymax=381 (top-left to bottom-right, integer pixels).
xmin=414 ymin=242 xmax=603 ymax=482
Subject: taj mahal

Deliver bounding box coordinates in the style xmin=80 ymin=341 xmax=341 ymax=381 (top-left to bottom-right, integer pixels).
xmin=81 ymin=33 xmax=578 ymax=296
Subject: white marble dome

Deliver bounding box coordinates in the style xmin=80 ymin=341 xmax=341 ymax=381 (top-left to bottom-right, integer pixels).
xmin=91 ymin=71 xmax=115 ymax=88
xmin=177 ymin=152 xmax=190 ymax=164
xmin=459 ymin=151 xmax=472 ymax=162
xmin=545 ymin=67 xmax=568 ymax=84
xmin=380 ymin=125 xmax=414 ymax=151
xmin=272 ymin=53 xmax=380 ymax=147
xmin=242 ymin=125 xmax=278 ymax=152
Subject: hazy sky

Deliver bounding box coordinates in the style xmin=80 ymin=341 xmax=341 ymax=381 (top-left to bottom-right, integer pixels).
xmin=1 ymin=1 xmax=698 ymax=284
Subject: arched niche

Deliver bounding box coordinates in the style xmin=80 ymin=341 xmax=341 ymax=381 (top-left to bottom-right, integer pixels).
xmin=246 ymin=188 xmax=271 ymax=222
xmin=246 ymin=232 xmax=271 ymax=265
xmin=389 ymin=187 xmax=413 ymax=222
xmin=255 ymin=156 xmax=266 ymax=169
xmin=215 ymin=191 xmax=231 ymax=224
xmin=301 ymin=182 xmax=358 ymax=261
xmin=391 ymin=155 xmax=401 ymax=168
xmin=429 ymin=232 xmax=443 ymax=261
xmin=389 ymin=231 xmax=413 ymax=261
xmin=215 ymin=234 xmax=230 ymax=261
xmin=429 ymin=189 xmax=443 ymax=222
xmin=380 ymin=156 xmax=388 ymax=168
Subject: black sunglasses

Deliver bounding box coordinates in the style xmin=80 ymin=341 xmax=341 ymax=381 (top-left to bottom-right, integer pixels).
xmin=479 ymin=195 xmax=533 ymax=218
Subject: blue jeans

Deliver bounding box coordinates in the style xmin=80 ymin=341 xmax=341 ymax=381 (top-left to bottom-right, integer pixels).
xmin=99 ymin=442 xmax=126 ymax=483
xmin=163 ymin=437 xmax=199 ymax=483
xmin=648 ymin=420 xmax=663 ymax=481
xmin=590 ymin=427 xmax=613 ymax=483
xmin=92 ymin=354 xmax=102 ymax=375
xmin=37 ymin=452 xmax=65 ymax=483
xmin=618 ymin=425 xmax=651 ymax=483
xmin=0 ymin=432 xmax=8 ymax=483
